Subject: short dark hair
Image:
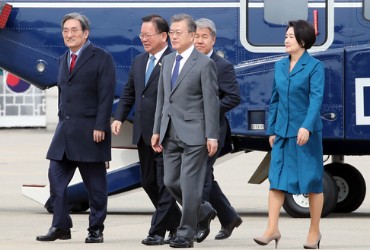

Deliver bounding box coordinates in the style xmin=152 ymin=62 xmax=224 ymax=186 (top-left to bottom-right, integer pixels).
xmin=287 ymin=20 xmax=316 ymax=50
xmin=142 ymin=14 xmax=169 ymax=41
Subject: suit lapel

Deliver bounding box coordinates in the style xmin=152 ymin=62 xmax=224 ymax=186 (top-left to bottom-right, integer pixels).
xmin=171 ymin=48 xmax=197 ymax=93
xmin=145 ymin=47 xmax=171 ymax=89
xmin=165 ymin=53 xmax=176 ymax=93
xmin=61 ymin=52 xmax=69 ymax=76
xmin=140 ymin=53 xmax=149 ymax=90
xmin=69 ymin=43 xmax=94 ymax=79
xmin=210 ymin=52 xmax=218 ymax=63
xmin=290 ymin=51 xmax=309 ymax=77
xmin=280 ymin=57 xmax=290 ymax=80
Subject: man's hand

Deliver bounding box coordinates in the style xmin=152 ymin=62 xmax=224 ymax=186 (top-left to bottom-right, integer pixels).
xmin=111 ymin=120 xmax=122 ymax=135
xmin=93 ymin=130 xmax=105 ymax=143
xmin=207 ymin=139 xmax=218 ymax=157
xmin=151 ymin=133 xmax=163 ymax=153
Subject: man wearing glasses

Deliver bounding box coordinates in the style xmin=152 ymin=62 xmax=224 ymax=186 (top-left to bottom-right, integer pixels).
xmin=152 ymin=13 xmax=219 ymax=248
xmin=112 ymin=14 xmax=181 ymax=246
xmin=36 ymin=13 xmax=115 ymax=243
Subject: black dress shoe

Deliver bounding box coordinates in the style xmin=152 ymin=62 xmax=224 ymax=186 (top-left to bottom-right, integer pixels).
xmin=196 ymin=208 xmax=217 ymax=243
xmin=164 ymin=230 xmax=177 ymax=244
xmin=170 ymin=236 xmax=194 ymax=248
xmin=85 ymin=229 xmax=103 ymax=243
xmin=36 ymin=227 xmax=71 ymax=241
xmin=141 ymin=234 xmax=164 ymax=245
xmin=215 ymin=216 xmax=243 ymax=240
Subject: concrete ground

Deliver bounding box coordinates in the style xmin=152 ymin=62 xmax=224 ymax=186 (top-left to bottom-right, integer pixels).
xmin=0 ymin=128 xmax=370 ymax=249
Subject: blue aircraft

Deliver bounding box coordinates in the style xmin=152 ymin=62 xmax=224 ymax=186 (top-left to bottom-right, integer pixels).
xmin=0 ymin=0 xmax=369 ymax=217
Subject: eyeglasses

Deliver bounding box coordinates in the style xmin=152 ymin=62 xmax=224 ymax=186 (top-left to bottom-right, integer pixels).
xmin=62 ymin=28 xmax=82 ymax=35
xmin=168 ymin=31 xmax=190 ymax=37
xmin=139 ymin=33 xmax=160 ymax=40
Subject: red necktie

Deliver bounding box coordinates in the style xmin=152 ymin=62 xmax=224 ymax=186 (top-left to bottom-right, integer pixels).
xmin=69 ymin=53 xmax=77 ymax=72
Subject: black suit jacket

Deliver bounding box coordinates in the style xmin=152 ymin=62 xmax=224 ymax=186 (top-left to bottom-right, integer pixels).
xmin=47 ymin=43 xmax=116 ymax=162
xmin=211 ymin=52 xmax=240 ymax=148
xmin=114 ymin=46 xmax=172 ymax=145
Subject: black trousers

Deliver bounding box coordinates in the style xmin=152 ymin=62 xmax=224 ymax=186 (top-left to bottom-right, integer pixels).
xmin=48 ymin=157 xmax=107 ymax=231
xmin=202 ymin=146 xmax=239 ymax=227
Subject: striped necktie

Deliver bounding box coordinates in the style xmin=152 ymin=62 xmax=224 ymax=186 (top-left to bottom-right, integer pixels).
xmin=69 ymin=53 xmax=77 ymax=73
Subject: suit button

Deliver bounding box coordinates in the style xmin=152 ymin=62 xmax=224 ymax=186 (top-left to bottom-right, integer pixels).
xmin=66 ymin=116 xmax=70 ymax=119
xmin=67 ymin=98 xmax=71 ymax=103
xmin=68 ymin=82 xmax=72 ymax=85
xmin=142 ymin=95 xmax=145 ymax=98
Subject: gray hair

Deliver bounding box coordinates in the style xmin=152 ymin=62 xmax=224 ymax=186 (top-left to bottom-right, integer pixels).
xmin=195 ymin=18 xmax=217 ymax=37
xmin=61 ymin=13 xmax=90 ymax=32
xmin=171 ymin=13 xmax=196 ymax=33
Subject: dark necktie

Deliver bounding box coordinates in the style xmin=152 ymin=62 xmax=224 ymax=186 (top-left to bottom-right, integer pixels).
xmin=69 ymin=53 xmax=77 ymax=73
xmin=171 ymin=55 xmax=183 ymax=89
xmin=145 ymin=55 xmax=156 ymax=85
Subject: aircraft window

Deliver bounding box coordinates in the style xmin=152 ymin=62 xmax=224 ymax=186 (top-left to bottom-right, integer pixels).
xmin=243 ymin=0 xmax=328 ymax=50
xmin=264 ymin=0 xmax=308 ymax=25
xmin=365 ymin=0 xmax=370 ymax=20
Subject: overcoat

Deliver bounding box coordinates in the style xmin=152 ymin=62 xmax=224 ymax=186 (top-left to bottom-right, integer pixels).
xmin=47 ymin=43 xmax=116 ymax=162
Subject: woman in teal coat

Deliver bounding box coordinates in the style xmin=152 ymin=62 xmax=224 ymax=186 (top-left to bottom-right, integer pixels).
xmin=254 ymin=20 xmax=325 ymax=249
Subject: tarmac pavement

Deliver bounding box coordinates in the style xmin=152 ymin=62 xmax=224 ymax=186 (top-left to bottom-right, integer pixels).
xmin=0 ymin=128 xmax=370 ymax=249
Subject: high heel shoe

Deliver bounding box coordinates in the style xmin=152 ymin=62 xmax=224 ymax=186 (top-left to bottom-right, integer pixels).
xmin=303 ymin=233 xmax=322 ymax=249
xmin=253 ymin=232 xmax=281 ymax=249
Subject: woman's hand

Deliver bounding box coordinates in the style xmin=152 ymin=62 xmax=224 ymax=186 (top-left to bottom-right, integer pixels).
xmin=269 ymin=135 xmax=276 ymax=148
xmin=297 ymin=127 xmax=310 ymax=146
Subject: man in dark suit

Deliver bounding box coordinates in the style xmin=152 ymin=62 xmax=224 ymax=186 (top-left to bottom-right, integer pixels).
xmin=111 ymin=15 xmax=181 ymax=245
xmin=194 ymin=18 xmax=242 ymax=242
xmin=152 ymin=14 xmax=219 ymax=248
xmin=36 ymin=13 xmax=115 ymax=243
